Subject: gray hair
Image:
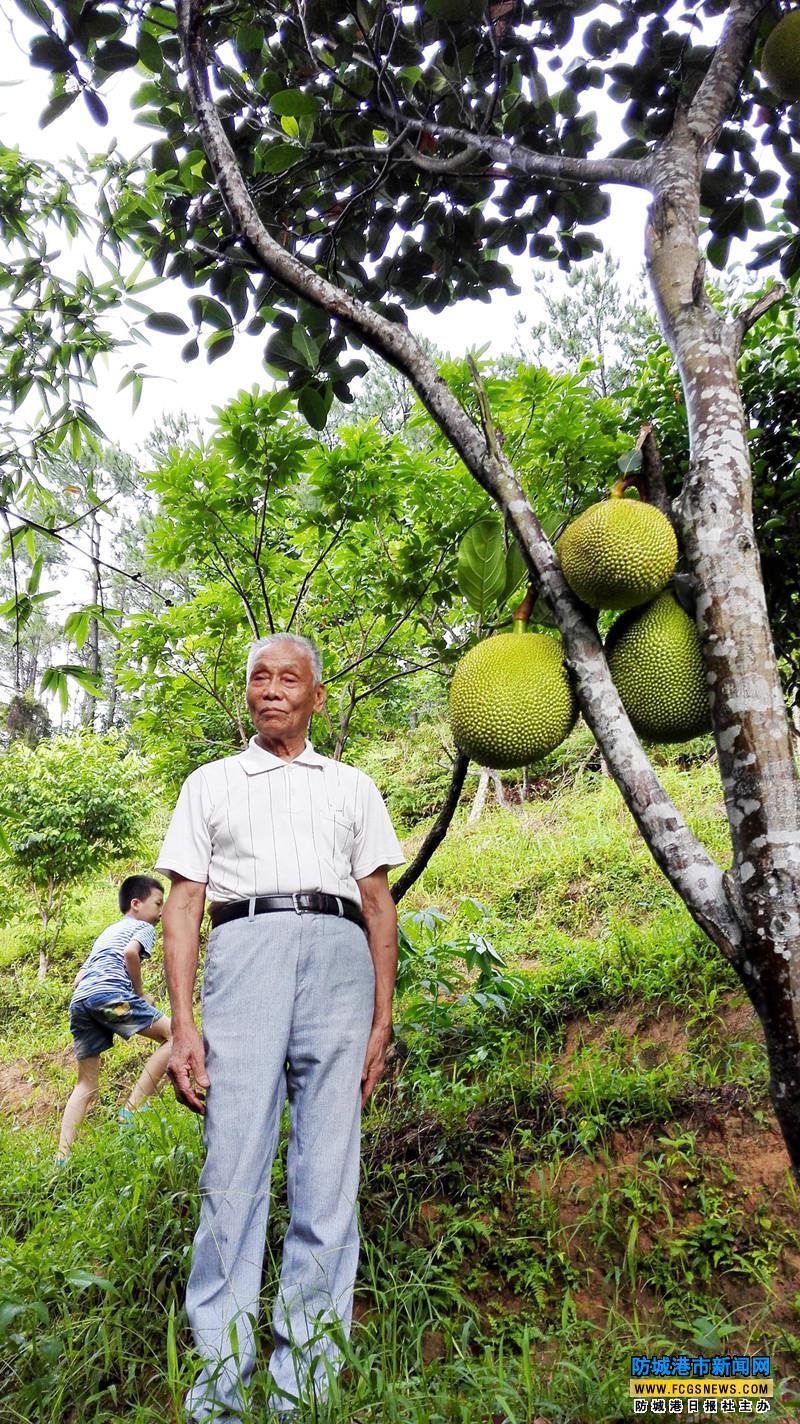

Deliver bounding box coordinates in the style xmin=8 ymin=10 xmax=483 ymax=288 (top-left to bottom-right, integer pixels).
xmin=246 ymin=633 xmax=323 ymax=684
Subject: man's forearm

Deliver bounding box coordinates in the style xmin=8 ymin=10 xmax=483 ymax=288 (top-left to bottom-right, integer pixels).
xmin=364 ymin=905 xmax=398 ymax=1029
xmin=163 ymin=881 xmax=206 ymax=1029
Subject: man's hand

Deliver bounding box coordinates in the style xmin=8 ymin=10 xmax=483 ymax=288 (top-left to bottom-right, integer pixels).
xmin=168 ymin=1023 xmax=210 ymax=1114
xmin=143 ymin=992 xmax=157 ymax=1007
xmin=361 ymin=1022 xmax=392 ymax=1107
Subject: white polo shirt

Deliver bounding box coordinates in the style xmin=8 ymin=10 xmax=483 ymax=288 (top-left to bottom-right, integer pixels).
xmin=155 ymin=738 xmax=405 ymax=906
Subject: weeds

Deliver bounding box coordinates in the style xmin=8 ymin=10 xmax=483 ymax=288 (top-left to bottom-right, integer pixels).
xmin=2 ymin=748 xmax=799 ymax=1419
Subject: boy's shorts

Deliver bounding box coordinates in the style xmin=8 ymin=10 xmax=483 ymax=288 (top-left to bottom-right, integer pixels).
xmin=69 ymin=991 xmax=165 ymax=1060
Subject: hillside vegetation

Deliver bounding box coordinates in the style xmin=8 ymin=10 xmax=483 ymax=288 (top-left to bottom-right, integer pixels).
xmin=1 ymin=727 xmax=798 ymax=1422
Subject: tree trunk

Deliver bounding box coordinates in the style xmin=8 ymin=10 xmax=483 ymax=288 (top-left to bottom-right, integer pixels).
xmin=393 ymin=753 xmax=470 ymax=903
xmin=646 ymin=117 xmax=800 ymax=1170
xmin=468 ymin=767 xmax=507 ymax=823
xmin=37 ymin=905 xmax=49 ymax=982
xmin=333 ymin=685 xmax=356 ymax=762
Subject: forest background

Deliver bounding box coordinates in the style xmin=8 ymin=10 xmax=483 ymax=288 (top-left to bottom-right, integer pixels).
xmin=2 ymin=0 xmax=800 ymax=1419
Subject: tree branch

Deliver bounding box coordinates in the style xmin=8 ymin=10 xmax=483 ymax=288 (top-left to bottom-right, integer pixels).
xmin=687 ymin=0 xmax=766 ymax=148
xmin=636 ymin=422 xmax=672 ymax=519
xmin=176 ymin=0 xmax=743 ymax=957
xmin=353 ymin=656 xmax=441 ymax=705
xmin=286 ymin=517 xmax=348 ymax=632
xmin=1 ymin=506 xmax=168 ymax=603
xmin=401 ymin=142 xmax=477 ymax=175
xmin=387 ymin=116 xmax=654 ymax=189
xmin=392 ymin=753 xmax=470 ymax=904
xmin=732 ymin=282 xmax=786 ymax=354
xmin=326 ymin=547 xmax=449 ymax=684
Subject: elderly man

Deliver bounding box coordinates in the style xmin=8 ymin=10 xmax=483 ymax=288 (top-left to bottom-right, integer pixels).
xmin=156 ymin=633 xmax=404 ymax=1421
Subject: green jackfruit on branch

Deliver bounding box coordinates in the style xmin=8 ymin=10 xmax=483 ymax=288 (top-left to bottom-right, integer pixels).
xmin=449 ymin=629 xmax=578 ymax=770
xmin=557 ymin=497 xmax=678 ymax=611
xmin=761 ymin=10 xmax=800 ymax=103
xmin=605 ymin=591 xmax=712 ymax=744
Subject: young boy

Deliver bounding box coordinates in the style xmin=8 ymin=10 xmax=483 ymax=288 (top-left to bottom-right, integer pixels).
xmin=57 ymin=874 xmax=172 ymax=1162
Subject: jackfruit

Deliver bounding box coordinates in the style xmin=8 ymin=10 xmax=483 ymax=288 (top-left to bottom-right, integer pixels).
xmin=557 ymin=499 xmax=678 ymax=610
xmin=761 ymin=10 xmax=800 ymax=102
xmin=449 ymin=630 xmax=577 ymax=769
xmin=605 ymin=591 xmax=712 ymax=743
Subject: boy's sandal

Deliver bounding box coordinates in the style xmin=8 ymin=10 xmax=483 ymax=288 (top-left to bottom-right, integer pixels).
xmin=117 ymin=1107 xmax=135 ymax=1126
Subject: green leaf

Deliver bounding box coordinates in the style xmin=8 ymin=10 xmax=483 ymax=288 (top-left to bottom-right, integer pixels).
xmin=27 ymin=555 xmax=44 ymax=595
xmin=94 ymin=40 xmax=140 ymax=73
xmin=269 ymin=89 xmax=320 ymax=119
xmin=617 ymin=448 xmax=643 ymax=475
xmin=269 ymin=387 xmax=294 ymax=413
xmin=83 ymin=88 xmax=109 ymax=126
xmin=706 ymin=234 xmax=731 ymax=271
xmin=41 ymin=666 xmax=69 ymax=712
xmin=457 ymin=517 xmax=506 ymax=617
xmin=264 ymin=328 xmax=300 ymax=374
xmin=65 ymin=1270 xmax=115 ymax=1291
xmin=14 ymin=0 xmax=52 ymax=24
xmin=137 ymin=28 xmax=163 ymax=74
xmin=258 ymin=141 xmax=302 ymax=175
xmin=64 ymin=609 xmax=91 ymax=650
xmin=146 ymin=312 xmax=189 ymax=335
xmin=502 ymin=540 xmax=527 ymax=604
xmin=39 ymin=90 xmax=77 ymax=128
xmin=30 ymin=34 xmax=73 ymax=72
xmin=781 ymin=238 xmax=800 ymax=281
xmin=298 ymin=385 xmax=329 ymax=430
xmin=0 ymin=1300 xmax=47 ymax=1330
xmin=206 ymin=330 xmax=234 ymax=362
xmin=291 ymin=324 xmax=319 ymax=370
xmin=189 ymin=296 xmax=232 ymax=330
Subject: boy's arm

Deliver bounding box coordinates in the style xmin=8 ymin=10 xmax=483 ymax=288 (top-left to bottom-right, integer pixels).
xmin=162 ymin=875 xmax=209 ymax=1114
xmin=123 ymin=941 xmax=148 ymax=998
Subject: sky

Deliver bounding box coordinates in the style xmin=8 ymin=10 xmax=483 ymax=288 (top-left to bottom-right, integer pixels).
xmin=1 ymin=5 xmax=651 ymax=456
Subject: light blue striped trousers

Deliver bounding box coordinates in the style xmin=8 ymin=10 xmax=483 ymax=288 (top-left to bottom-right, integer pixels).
xmin=184 ymin=910 xmax=374 ymax=1422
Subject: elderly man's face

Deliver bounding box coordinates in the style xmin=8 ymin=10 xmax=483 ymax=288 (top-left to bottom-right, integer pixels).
xmin=246 ymin=645 xmax=326 ymax=743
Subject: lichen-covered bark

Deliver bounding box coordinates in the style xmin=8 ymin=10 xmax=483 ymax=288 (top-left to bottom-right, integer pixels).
xmin=645 ymin=6 xmax=800 ymax=1172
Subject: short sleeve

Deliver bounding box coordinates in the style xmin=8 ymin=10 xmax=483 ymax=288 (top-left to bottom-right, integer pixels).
xmin=155 ymin=770 xmax=213 ymax=884
xmin=131 ymin=921 xmax=156 ymax=959
xmin=351 ymin=775 xmax=405 ymax=881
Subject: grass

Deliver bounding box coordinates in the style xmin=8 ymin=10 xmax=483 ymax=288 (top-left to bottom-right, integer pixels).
xmin=1 ymin=740 xmax=800 ymax=1420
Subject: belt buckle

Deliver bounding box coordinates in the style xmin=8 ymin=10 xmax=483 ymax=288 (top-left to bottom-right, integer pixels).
xmin=292 ymin=892 xmax=303 ymax=916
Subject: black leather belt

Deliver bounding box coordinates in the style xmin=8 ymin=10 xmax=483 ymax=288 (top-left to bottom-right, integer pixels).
xmin=209 ymin=891 xmax=365 ymax=931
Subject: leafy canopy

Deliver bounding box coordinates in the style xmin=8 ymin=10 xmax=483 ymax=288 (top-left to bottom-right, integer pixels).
xmin=18 ymin=0 xmax=800 ymax=407
xmin=0 ymin=733 xmax=147 ymax=897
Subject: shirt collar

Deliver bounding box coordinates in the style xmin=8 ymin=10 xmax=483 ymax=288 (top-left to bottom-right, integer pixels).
xmin=238 ymin=736 xmax=328 ymax=775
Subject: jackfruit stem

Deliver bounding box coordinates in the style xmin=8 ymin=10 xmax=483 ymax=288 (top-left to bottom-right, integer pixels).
xmin=611 ymin=474 xmax=645 ymax=501
xmin=611 ymin=424 xmax=673 ymax=520
xmin=512 ymin=584 xmax=536 ymax=632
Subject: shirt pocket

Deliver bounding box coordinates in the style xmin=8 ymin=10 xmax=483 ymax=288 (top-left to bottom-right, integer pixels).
xmin=317 ymin=801 xmax=356 ymax=866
